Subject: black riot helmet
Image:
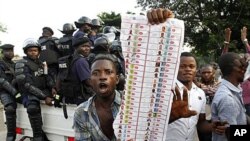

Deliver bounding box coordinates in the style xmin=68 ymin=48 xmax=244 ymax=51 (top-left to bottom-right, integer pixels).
xmin=22 ymin=38 xmax=41 ymax=53
xmin=91 ymin=19 xmax=103 ymax=28
xmin=59 ymin=23 xmax=76 ymax=34
xmin=110 ymin=40 xmax=122 ymax=53
xmin=110 ymin=40 xmax=124 ymax=60
xmin=93 ymin=36 xmax=110 ymax=53
xmin=74 ymin=16 xmax=92 ymax=28
xmin=92 ymin=33 xmax=115 ymax=54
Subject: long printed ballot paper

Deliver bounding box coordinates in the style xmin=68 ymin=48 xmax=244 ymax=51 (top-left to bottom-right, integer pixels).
xmin=113 ymin=15 xmax=185 ymax=141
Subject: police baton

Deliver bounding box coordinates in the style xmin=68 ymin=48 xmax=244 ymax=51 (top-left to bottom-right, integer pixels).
xmin=62 ymin=96 xmax=68 ymax=119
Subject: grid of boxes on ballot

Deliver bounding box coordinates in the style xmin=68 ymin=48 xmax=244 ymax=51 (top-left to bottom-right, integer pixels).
xmin=113 ymin=15 xmax=185 ymax=141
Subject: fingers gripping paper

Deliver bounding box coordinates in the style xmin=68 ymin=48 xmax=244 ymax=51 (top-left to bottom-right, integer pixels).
xmin=113 ymin=15 xmax=185 ymax=141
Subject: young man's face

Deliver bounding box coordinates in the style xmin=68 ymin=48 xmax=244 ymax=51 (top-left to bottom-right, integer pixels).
xmin=178 ymin=56 xmax=197 ymax=83
xmin=76 ymin=42 xmax=91 ymax=57
xmin=90 ymin=59 xmax=119 ymax=98
xmin=26 ymin=47 xmax=40 ymax=60
xmin=3 ymin=48 xmax=14 ymax=60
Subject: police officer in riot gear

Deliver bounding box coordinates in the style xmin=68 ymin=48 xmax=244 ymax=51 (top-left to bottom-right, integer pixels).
xmin=58 ymin=23 xmax=76 ymax=57
xmin=74 ymin=16 xmax=92 ymax=39
xmin=88 ymin=35 xmax=112 ymax=65
xmin=0 ymin=44 xmax=18 ymax=141
xmin=92 ymin=35 xmax=111 ymax=54
xmin=110 ymin=41 xmax=125 ymax=91
xmin=91 ymin=19 xmax=103 ymax=33
xmin=110 ymin=41 xmax=125 ymax=75
xmin=15 ymin=38 xmax=56 ymax=141
xmin=57 ymin=37 xmax=93 ymax=105
xmin=38 ymin=27 xmax=60 ymax=81
xmin=89 ymin=19 xmax=103 ymax=43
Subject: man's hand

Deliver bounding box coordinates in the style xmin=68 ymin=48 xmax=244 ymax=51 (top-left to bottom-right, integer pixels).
xmin=239 ymin=53 xmax=250 ymax=70
xmin=169 ymin=86 xmax=197 ymax=123
xmin=241 ymin=26 xmax=247 ymax=42
xmin=45 ymin=97 xmax=53 ymax=106
xmin=212 ymin=120 xmax=228 ymax=135
xmin=147 ymin=8 xmax=174 ymax=25
xmin=51 ymin=87 xmax=57 ymax=97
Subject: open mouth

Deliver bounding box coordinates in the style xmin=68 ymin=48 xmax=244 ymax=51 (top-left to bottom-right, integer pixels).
xmin=99 ymin=83 xmax=108 ymax=93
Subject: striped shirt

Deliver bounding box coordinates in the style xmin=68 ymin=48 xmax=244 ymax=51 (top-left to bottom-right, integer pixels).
xmin=73 ymin=90 xmax=121 ymax=141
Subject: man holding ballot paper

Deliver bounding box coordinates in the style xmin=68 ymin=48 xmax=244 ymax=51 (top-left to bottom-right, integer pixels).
xmin=74 ymin=8 xmax=226 ymax=141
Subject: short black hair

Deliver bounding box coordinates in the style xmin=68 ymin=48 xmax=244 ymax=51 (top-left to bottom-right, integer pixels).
xmin=218 ymin=52 xmax=240 ymax=77
xmin=180 ymin=52 xmax=198 ymax=66
xmin=201 ymin=64 xmax=214 ymax=70
xmin=91 ymin=53 xmax=119 ymax=74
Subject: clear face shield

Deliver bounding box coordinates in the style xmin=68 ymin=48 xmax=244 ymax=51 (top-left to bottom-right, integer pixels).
xmin=102 ymin=33 xmax=116 ymax=43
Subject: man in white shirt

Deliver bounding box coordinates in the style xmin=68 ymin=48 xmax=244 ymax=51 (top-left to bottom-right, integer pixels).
xmin=165 ymin=52 xmax=207 ymax=141
xmin=166 ymin=51 xmax=228 ymax=141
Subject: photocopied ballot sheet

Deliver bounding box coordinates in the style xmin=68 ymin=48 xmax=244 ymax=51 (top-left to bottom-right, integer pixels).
xmin=113 ymin=15 xmax=185 ymax=141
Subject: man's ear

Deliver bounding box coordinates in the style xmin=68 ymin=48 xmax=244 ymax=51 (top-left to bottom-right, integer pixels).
xmin=116 ymin=74 xmax=120 ymax=85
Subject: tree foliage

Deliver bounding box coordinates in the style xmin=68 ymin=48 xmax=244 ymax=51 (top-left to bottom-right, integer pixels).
xmin=0 ymin=23 xmax=7 ymax=33
xmin=0 ymin=23 xmax=7 ymax=45
xmin=0 ymin=23 xmax=7 ymax=58
xmin=97 ymin=11 xmax=121 ymax=29
xmin=136 ymin=0 xmax=250 ymax=63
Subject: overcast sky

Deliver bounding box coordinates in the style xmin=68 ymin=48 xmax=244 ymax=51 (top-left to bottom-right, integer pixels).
xmin=0 ymin=0 xmax=142 ymax=56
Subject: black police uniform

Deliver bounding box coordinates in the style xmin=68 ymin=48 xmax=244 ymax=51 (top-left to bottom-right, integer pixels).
xmin=38 ymin=36 xmax=60 ymax=81
xmin=58 ymin=23 xmax=76 ymax=57
xmin=110 ymin=40 xmax=125 ymax=91
xmin=15 ymin=55 xmax=55 ymax=141
xmin=0 ymin=44 xmax=18 ymax=141
xmin=58 ymin=35 xmax=74 ymax=57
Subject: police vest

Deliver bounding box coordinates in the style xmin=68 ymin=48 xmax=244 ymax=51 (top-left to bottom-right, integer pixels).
xmin=58 ymin=36 xmax=74 ymax=57
xmin=38 ymin=37 xmax=60 ymax=65
xmin=15 ymin=58 xmax=47 ymax=90
xmin=57 ymin=55 xmax=83 ymax=98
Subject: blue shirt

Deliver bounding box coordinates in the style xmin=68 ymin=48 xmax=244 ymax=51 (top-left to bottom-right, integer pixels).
xmin=211 ymin=79 xmax=247 ymax=141
xmin=73 ymin=90 xmax=121 ymax=141
xmin=71 ymin=57 xmax=90 ymax=82
xmin=73 ymin=30 xmax=86 ymax=39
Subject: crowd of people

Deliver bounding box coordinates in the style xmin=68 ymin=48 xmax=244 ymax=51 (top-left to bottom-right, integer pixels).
xmin=0 ymin=8 xmax=250 ymax=141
